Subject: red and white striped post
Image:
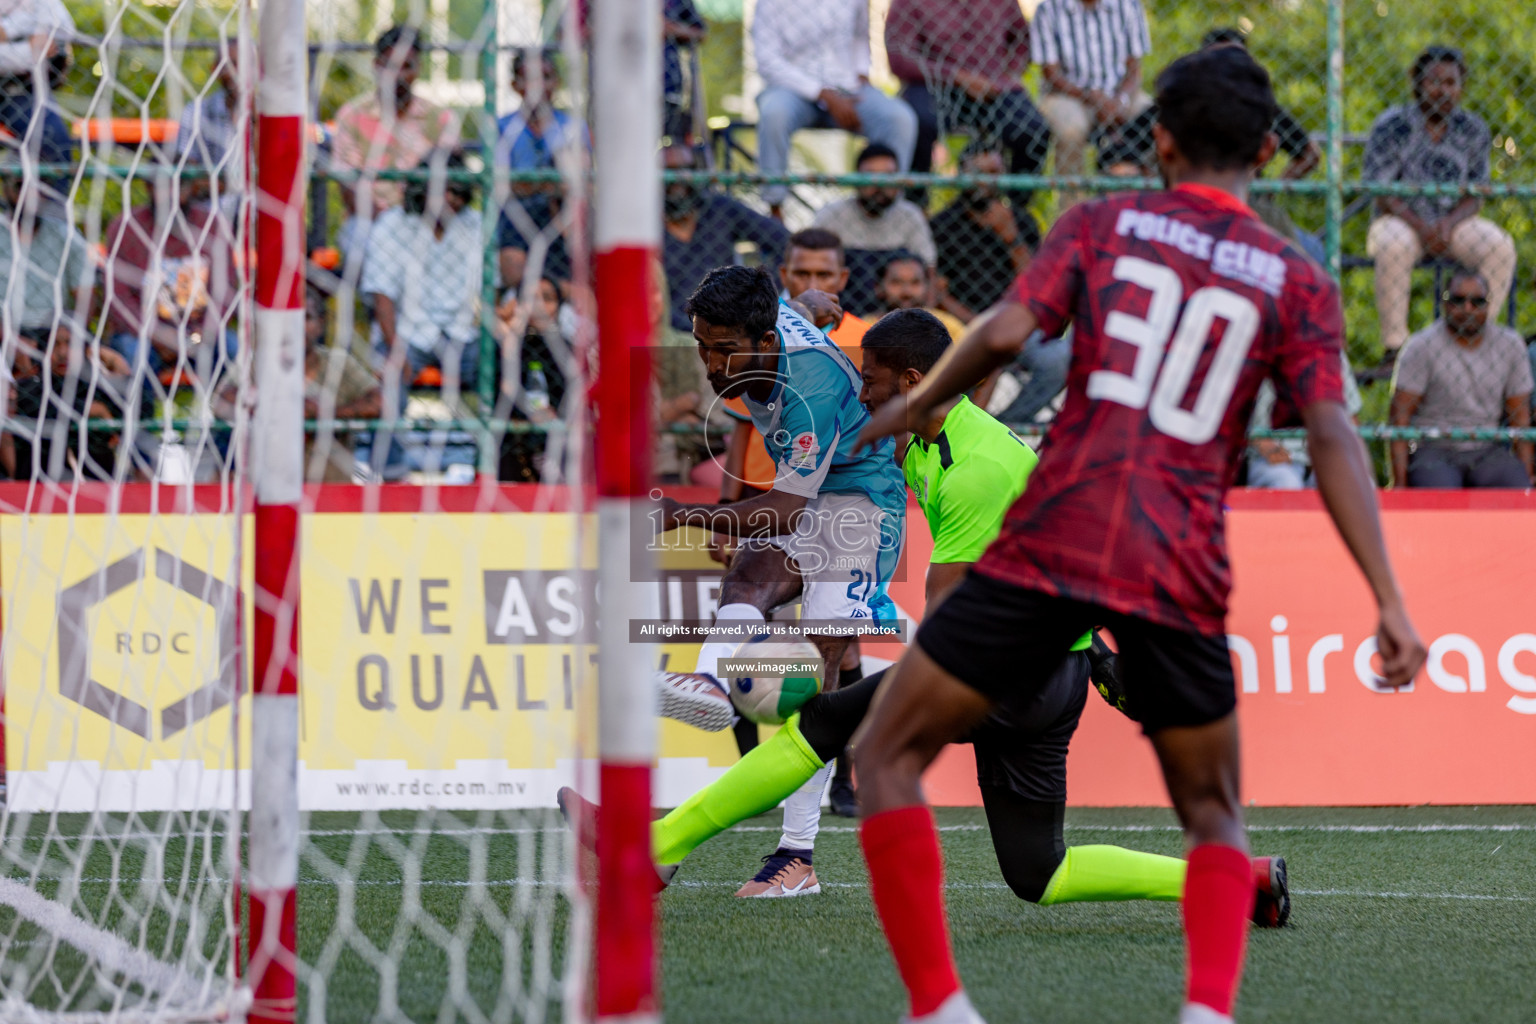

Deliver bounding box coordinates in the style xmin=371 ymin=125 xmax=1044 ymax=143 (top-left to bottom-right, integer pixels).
xmin=249 ymin=0 xmax=306 ymax=1017
xmin=592 ymin=0 xmax=661 ymax=1019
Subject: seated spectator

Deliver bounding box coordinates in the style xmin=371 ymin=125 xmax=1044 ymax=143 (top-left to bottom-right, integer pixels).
xmin=104 ymin=153 xmax=239 ymax=384
xmin=649 ymin=256 xmax=726 ymax=485
xmin=177 ymin=42 xmax=244 ymax=200
xmin=929 ymin=149 xmax=1035 ymax=323
xmin=875 ymin=251 xmax=964 ymax=341
xmin=4 ymin=322 xmax=131 ymax=482
xmin=1246 ymin=352 xmax=1361 ymax=489
xmin=661 ymin=142 xmax=787 ymax=333
xmin=0 ymin=0 xmax=74 ymax=164
xmin=1389 ymin=270 xmax=1532 ymax=489
xmin=495 ymin=274 xmax=576 ymax=481
xmin=811 ymin=143 xmax=935 ymax=317
xmin=662 ymin=0 xmax=706 ymax=140
xmin=0 ymin=150 xmax=92 ymax=335
xmin=1365 ymin=46 xmax=1515 ymax=366
xmin=1032 ymin=0 xmax=1152 ymax=189
xmin=302 ymin=283 xmax=382 ymax=482
xmin=1097 ymin=28 xmax=1324 ymax=263
xmin=495 ymin=48 xmax=587 ymax=174
xmin=884 ymin=0 xmax=1050 ymax=187
xmin=330 ymin=25 xmax=459 ymax=263
xmin=361 ymin=152 xmax=482 ymax=409
xmin=751 ymin=0 xmax=917 ymax=218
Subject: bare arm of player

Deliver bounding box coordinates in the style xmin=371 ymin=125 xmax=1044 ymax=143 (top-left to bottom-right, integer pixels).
xmin=656 ymin=487 xmax=809 ymax=539
xmin=856 ymin=301 xmax=1039 ymax=451
xmin=924 ymin=562 xmax=969 ymax=609
xmin=1305 ymin=400 xmax=1426 ymax=689
xmin=1387 ymin=388 xmax=1422 ymax=489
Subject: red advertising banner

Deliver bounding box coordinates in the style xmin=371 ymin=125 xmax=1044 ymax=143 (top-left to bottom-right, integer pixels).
xmin=921 ymin=490 xmax=1536 ymax=807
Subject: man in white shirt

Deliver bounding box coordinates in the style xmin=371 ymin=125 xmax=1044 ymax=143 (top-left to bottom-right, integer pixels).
xmin=1031 ymin=0 xmax=1152 ymax=185
xmin=752 ymin=0 xmax=917 ymax=217
xmin=361 ymin=153 xmax=484 ymax=410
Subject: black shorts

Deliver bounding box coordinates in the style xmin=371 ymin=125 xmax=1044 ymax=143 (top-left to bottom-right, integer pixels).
xmin=916 ymin=570 xmax=1237 ymax=736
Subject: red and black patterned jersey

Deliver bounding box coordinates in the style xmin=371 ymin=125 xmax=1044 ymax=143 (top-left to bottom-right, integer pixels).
xmin=975 ymin=184 xmax=1346 ymax=634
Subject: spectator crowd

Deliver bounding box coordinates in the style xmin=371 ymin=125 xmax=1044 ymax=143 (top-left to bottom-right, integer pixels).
xmin=0 ymin=0 xmax=1532 ymax=492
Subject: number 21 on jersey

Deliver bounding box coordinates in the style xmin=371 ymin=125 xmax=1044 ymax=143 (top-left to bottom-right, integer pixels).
xmin=1087 ymin=255 xmax=1261 ymax=445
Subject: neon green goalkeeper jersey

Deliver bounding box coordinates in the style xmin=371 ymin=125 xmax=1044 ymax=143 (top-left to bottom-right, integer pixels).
xmin=902 ymin=396 xmax=1090 ymax=650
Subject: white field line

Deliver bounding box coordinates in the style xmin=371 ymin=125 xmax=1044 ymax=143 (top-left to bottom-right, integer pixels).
xmin=723 ymin=823 xmax=1536 ymax=835
xmin=45 ymin=878 xmax=1536 ymax=903
xmin=666 ymin=881 xmax=1536 ymax=900
xmin=0 ymin=877 xmax=206 ymax=1003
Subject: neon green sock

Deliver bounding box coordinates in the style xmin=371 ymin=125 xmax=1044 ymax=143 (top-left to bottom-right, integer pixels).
xmin=652 ymin=715 xmax=825 ymax=866
xmin=1037 ymin=844 xmax=1186 ymax=904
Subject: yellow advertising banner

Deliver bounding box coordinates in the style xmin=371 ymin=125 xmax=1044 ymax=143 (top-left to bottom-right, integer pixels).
xmin=2 ymin=504 xmax=744 ymax=812
xmin=1 ymin=511 xmax=252 ymax=811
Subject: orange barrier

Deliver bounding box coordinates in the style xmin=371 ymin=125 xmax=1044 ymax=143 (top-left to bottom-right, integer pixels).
xmin=75 ymin=118 xmax=179 ymax=144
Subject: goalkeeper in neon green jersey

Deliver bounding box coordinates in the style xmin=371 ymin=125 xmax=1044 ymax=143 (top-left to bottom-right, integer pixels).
xmin=561 ymin=307 xmax=1288 ymax=925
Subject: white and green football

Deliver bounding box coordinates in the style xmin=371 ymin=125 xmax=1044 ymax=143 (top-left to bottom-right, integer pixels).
xmin=727 ymin=636 xmax=824 ymax=725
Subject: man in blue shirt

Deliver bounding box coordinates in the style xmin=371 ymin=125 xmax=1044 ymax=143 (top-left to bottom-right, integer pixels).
xmin=495 ymin=49 xmax=587 ymax=289
xmin=653 ymin=265 xmax=906 ymax=886
xmin=494 ymin=49 xmax=588 ymax=172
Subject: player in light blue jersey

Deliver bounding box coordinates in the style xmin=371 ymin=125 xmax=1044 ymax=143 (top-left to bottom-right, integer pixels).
xmin=652 ymin=264 xmax=907 ymax=895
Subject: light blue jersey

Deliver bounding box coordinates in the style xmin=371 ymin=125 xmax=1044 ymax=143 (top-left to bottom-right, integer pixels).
xmin=741 ymin=303 xmax=907 ymax=626
xmin=740 ymin=303 xmax=905 ymax=514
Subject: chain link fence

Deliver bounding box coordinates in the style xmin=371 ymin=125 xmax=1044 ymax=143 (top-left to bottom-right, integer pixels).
xmin=3 ymin=0 xmax=1535 ymax=490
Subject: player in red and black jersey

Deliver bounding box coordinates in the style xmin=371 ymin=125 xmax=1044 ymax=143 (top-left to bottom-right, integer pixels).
xmin=851 ymin=46 xmax=1427 ymax=1024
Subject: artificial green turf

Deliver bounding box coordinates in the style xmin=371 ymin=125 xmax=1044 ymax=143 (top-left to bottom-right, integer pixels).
xmin=659 ymin=806 xmax=1536 ymax=1024
xmin=2 ymin=807 xmax=1533 ymax=1022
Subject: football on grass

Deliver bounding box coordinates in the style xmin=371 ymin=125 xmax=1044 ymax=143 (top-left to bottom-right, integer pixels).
xmin=727 ymin=636 xmax=824 ymax=725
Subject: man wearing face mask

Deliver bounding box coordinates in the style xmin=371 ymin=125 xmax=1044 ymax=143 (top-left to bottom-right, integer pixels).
xmin=811 ymin=144 xmax=936 ymax=318
xmin=661 ymin=142 xmax=789 ymax=334
xmin=930 ymin=149 xmax=1039 ymax=324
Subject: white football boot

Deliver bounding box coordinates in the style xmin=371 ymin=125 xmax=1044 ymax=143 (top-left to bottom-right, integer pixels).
xmin=654 ymin=670 xmax=735 ymax=732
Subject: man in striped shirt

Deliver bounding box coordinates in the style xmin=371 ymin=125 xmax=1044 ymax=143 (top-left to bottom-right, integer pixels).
xmin=1031 ymin=0 xmax=1153 ymax=190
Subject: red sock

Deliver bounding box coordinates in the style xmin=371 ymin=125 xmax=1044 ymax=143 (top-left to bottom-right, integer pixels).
xmin=1183 ymin=844 xmax=1256 ymax=1016
xmin=860 ymin=806 xmax=960 ymax=1018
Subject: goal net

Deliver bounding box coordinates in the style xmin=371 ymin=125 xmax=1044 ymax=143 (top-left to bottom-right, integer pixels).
xmin=0 ymin=0 xmax=605 ymax=1020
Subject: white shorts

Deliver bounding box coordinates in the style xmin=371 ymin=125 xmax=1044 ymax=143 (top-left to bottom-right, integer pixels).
xmin=754 ymin=492 xmax=903 ymax=626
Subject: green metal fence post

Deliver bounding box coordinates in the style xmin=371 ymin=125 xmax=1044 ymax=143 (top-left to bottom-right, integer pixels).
xmin=478 ymin=21 xmax=501 ymax=476
xmin=1326 ymin=0 xmax=1344 ymax=280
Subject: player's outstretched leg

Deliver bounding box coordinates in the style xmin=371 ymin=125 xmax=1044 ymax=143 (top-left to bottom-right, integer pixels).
xmin=657 ymin=674 xmax=882 ymax=895
xmin=1149 ymin=714 xmax=1252 ymax=1024
xmin=556 ymin=674 xmax=887 ymax=896
xmin=855 ymin=645 xmax=993 ymax=1024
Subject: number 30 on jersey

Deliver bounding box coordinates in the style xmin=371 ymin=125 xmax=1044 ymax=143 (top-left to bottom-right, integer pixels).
xmin=1088 ymin=255 xmax=1261 ymax=445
